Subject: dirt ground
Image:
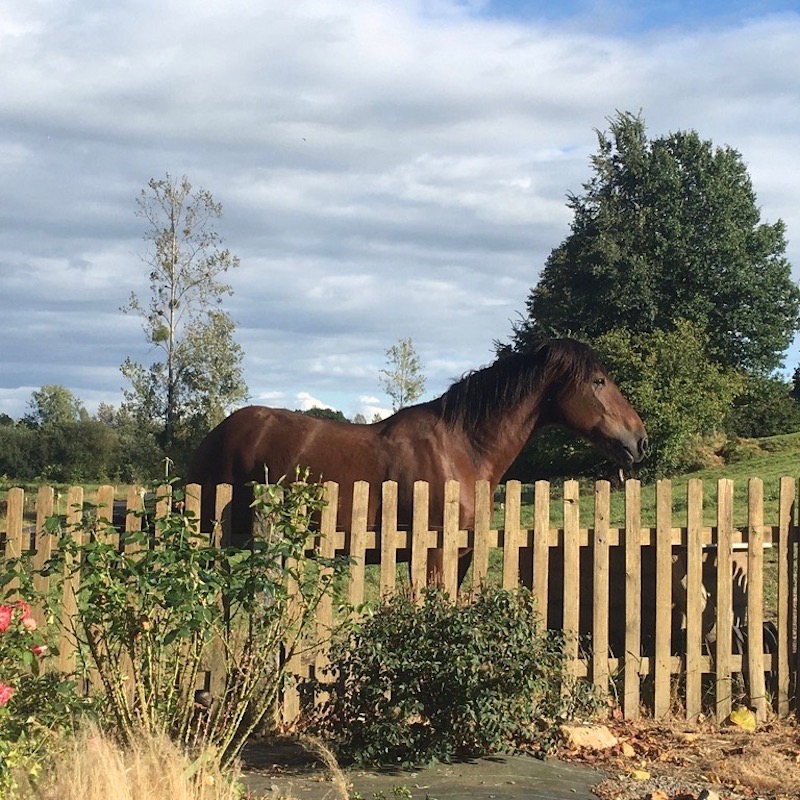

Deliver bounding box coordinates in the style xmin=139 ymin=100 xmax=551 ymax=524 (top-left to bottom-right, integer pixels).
xmin=562 ymin=713 xmax=800 ymax=800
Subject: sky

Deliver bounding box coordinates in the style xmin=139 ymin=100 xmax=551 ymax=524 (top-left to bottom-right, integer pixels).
xmin=1 ymin=0 xmax=799 ymax=422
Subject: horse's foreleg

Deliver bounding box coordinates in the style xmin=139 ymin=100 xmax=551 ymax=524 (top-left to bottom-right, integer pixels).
xmin=426 ymin=548 xmax=445 ymax=587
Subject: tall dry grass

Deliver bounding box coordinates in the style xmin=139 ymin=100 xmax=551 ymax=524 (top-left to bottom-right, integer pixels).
xmin=27 ymin=725 xmax=244 ymax=800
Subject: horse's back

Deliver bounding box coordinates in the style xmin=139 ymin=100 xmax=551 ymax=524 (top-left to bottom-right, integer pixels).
xmin=188 ymin=405 xmax=388 ymax=486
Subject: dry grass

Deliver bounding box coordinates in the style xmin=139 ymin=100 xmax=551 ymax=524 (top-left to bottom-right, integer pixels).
xmin=27 ymin=725 xmax=244 ymax=800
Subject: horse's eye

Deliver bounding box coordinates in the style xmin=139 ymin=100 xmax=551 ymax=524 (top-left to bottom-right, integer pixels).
xmin=594 ymin=377 xmax=606 ymax=388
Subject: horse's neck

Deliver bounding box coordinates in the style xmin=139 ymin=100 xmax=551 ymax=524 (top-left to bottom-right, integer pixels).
xmin=469 ymin=391 xmax=548 ymax=483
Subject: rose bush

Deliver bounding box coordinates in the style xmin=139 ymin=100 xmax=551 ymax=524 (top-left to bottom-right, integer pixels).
xmin=0 ymin=592 xmax=94 ymax=798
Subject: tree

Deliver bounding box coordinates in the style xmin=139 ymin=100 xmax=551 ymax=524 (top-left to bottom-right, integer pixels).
xmin=121 ymin=174 xmax=248 ymax=466
xmin=504 ymin=111 xmax=800 ymax=375
xmin=24 ymin=385 xmax=85 ymax=428
xmin=379 ymin=338 xmax=426 ymax=411
xmin=300 ymin=407 xmax=349 ymax=422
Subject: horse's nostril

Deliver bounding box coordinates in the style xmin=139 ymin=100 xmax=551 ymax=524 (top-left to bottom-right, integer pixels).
xmin=639 ymin=437 xmax=649 ymax=456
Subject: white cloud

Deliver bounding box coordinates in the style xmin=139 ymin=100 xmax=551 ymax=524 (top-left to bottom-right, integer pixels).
xmin=0 ymin=1 xmax=799 ymax=419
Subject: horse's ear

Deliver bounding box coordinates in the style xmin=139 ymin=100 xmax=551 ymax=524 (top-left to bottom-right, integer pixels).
xmin=535 ymin=339 xmax=554 ymax=362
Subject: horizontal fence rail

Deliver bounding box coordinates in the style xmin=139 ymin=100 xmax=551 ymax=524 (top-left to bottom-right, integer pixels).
xmin=1 ymin=477 xmax=797 ymax=725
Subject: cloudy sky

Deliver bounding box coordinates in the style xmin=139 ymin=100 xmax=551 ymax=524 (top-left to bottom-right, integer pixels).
xmin=2 ymin=0 xmax=799 ymax=422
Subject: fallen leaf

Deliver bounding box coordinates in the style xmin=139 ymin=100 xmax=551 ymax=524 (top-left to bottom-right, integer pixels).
xmin=729 ymin=706 xmax=757 ymax=732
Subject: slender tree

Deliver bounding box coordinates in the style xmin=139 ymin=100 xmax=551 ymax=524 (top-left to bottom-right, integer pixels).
xmin=379 ymin=338 xmax=426 ymax=411
xmin=121 ymin=174 xmax=248 ymax=464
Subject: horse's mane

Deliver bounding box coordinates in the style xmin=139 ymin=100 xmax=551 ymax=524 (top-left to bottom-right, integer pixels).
xmin=436 ymin=338 xmax=604 ymax=434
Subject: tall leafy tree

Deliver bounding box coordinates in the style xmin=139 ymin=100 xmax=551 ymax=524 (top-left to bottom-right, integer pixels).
xmin=24 ymin=385 xmax=85 ymax=428
xmin=379 ymin=338 xmax=426 ymax=411
xmin=121 ymin=174 xmax=248 ymax=464
xmin=504 ymin=111 xmax=800 ymax=375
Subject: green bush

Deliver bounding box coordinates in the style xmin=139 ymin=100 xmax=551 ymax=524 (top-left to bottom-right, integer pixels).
xmin=593 ymin=320 xmax=743 ymax=478
xmin=310 ymin=586 xmax=601 ymax=767
xmin=723 ymin=375 xmax=800 ymax=438
xmin=3 ymin=472 xmax=349 ymax=772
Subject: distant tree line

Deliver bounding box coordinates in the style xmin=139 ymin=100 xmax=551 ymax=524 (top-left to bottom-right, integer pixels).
xmin=0 ymin=386 xmax=163 ymax=484
xmin=0 ymin=389 xmax=386 ymax=484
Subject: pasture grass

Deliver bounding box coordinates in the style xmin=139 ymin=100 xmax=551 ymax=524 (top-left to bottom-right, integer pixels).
xmin=509 ymin=431 xmax=800 ymax=530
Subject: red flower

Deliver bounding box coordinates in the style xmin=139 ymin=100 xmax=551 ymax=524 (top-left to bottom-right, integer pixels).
xmin=32 ymin=644 xmax=49 ymax=658
xmin=0 ymin=606 xmax=12 ymax=633
xmin=0 ymin=682 xmax=14 ymax=706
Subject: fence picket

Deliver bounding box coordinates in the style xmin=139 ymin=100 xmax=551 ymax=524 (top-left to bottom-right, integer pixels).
xmin=59 ymin=486 xmax=83 ymax=675
xmin=502 ymin=481 xmax=522 ymax=590
xmin=315 ymin=481 xmax=339 ymax=685
xmin=532 ymin=481 xmax=550 ymax=624
xmin=411 ymin=481 xmax=429 ymax=600
xmin=5 ymin=488 xmax=24 ymax=596
xmin=715 ymin=479 xmax=734 ymax=722
xmin=654 ymin=479 xmax=672 ymax=719
xmin=747 ymin=478 xmax=767 ymax=721
xmin=347 ymin=482 xmax=369 ymax=609
xmin=592 ymin=481 xmax=610 ymax=693
xmin=471 ymin=481 xmax=492 ymax=591
xmin=443 ymin=480 xmax=461 ymax=598
xmin=623 ymin=480 xmax=642 ymax=720
xmin=32 ymin=486 xmax=54 ymax=628
xmin=777 ymin=476 xmax=793 ymax=717
xmin=379 ymin=481 xmax=398 ymax=595
xmin=563 ymin=480 xmax=580 ymax=666
xmin=685 ymin=479 xmax=704 ymax=722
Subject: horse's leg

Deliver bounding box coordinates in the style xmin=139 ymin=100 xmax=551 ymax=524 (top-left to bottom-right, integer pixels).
xmin=518 ymin=546 xmax=533 ymax=589
xmin=457 ymin=547 xmax=473 ymax=588
xmin=230 ymin=484 xmax=254 ymax=548
xmin=426 ymin=547 xmax=444 ymax=587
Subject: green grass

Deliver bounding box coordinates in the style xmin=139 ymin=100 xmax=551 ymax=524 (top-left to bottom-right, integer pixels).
xmin=500 ymin=431 xmax=800 ymax=530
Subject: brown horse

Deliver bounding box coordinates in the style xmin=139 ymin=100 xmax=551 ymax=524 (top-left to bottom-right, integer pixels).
xmin=187 ymin=338 xmax=647 ymax=580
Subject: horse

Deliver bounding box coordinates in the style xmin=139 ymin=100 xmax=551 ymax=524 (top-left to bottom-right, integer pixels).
xmin=187 ymin=338 xmax=647 ymax=583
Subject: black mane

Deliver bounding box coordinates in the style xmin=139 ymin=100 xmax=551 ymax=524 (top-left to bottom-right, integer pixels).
xmin=436 ymin=338 xmax=605 ymax=434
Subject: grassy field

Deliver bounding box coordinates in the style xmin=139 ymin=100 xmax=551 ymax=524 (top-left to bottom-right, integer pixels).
xmin=514 ymin=431 xmax=800 ymax=530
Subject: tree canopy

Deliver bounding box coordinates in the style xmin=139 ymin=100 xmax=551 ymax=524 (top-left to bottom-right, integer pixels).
xmin=504 ymin=111 xmax=800 ymax=375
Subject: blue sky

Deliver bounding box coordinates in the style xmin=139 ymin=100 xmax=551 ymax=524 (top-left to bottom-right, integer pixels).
xmin=1 ymin=0 xmax=799 ymax=420
xmin=480 ymin=0 xmax=798 ymax=30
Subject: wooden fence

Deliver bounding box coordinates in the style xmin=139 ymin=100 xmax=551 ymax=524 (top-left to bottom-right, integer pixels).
xmin=2 ymin=477 xmax=797 ymax=725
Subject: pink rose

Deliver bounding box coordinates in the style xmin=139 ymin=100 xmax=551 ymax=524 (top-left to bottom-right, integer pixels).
xmin=0 ymin=606 xmax=12 ymax=633
xmin=21 ymin=616 xmax=37 ymax=632
xmin=0 ymin=682 xmax=14 ymax=706
xmin=32 ymin=644 xmax=49 ymax=658
xmin=16 ymin=601 xmax=31 ymax=621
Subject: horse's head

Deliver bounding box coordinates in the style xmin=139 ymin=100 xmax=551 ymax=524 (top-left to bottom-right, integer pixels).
xmin=544 ymin=340 xmax=648 ymax=469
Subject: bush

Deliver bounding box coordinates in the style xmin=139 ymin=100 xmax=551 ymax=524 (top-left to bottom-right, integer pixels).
xmin=0 ymin=597 xmax=95 ymax=798
xmin=310 ymin=586 xmax=601 ymax=766
xmin=4 ymin=472 xmax=349 ymax=773
xmin=723 ymin=375 xmax=800 ymax=438
xmin=593 ymin=320 xmax=743 ymax=479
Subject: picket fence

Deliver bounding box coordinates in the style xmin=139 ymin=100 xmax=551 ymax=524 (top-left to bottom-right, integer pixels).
xmin=2 ymin=477 xmax=798 ymax=725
